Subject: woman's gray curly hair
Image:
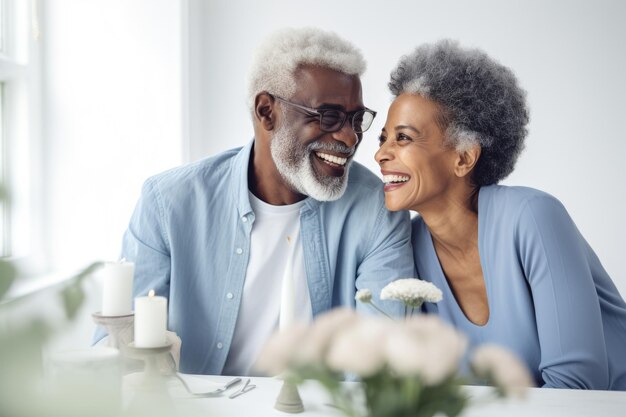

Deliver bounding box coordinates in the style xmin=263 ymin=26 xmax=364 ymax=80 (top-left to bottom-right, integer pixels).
xmin=389 ymin=40 xmax=529 ymax=186
xmin=247 ymin=27 xmax=366 ymax=112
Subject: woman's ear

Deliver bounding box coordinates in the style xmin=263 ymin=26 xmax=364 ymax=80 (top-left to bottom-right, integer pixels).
xmin=254 ymin=92 xmax=276 ymax=131
xmin=454 ymin=144 xmax=481 ymax=178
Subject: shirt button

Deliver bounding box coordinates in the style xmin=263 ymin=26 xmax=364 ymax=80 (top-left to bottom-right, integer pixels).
xmin=235 ymin=248 xmax=243 ymax=255
xmin=226 ymin=292 xmax=234 ymax=299
xmin=241 ymin=216 xmax=248 ymax=223
xmin=217 ymin=342 xmax=223 ymax=349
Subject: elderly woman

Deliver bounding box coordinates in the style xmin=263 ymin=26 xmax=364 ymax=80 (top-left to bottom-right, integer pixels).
xmin=375 ymin=40 xmax=626 ymax=390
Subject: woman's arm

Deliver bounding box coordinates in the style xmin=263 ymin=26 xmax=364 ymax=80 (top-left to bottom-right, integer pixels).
xmin=517 ymin=194 xmax=609 ymax=389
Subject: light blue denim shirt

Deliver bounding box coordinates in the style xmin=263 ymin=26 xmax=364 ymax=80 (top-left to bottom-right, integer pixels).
xmin=96 ymin=141 xmax=414 ymax=374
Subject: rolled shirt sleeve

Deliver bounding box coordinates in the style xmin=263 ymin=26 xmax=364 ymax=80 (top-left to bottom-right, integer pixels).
xmin=356 ymin=197 xmax=416 ymax=318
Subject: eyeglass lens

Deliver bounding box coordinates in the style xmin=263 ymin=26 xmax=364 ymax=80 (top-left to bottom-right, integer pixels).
xmin=321 ymin=110 xmax=374 ymax=133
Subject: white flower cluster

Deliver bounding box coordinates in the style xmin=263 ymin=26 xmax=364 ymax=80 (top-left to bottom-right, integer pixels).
xmin=471 ymin=344 xmax=534 ymax=397
xmin=255 ymin=308 xmax=358 ymax=376
xmin=255 ymin=309 xmax=470 ymax=385
xmin=380 ymin=278 xmax=443 ymax=307
xmin=257 ymin=278 xmax=533 ymax=398
xmin=385 ymin=316 xmax=467 ymax=384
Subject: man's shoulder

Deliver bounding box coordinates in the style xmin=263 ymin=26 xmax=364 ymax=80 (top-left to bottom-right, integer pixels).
xmin=146 ymin=147 xmax=242 ymax=193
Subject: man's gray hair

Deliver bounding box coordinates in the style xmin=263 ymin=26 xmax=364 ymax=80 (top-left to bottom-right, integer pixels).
xmin=389 ymin=40 xmax=529 ymax=186
xmin=247 ymin=27 xmax=366 ymax=111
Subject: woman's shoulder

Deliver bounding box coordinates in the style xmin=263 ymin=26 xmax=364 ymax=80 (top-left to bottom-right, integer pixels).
xmin=480 ymin=185 xmax=567 ymax=217
xmin=481 ymin=185 xmax=576 ymax=245
xmin=481 ymin=184 xmax=559 ymax=205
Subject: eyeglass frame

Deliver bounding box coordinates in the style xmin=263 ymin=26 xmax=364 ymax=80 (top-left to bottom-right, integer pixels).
xmin=269 ymin=94 xmax=377 ymax=134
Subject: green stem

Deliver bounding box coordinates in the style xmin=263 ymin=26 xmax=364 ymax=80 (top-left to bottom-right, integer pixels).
xmin=367 ymin=301 xmax=394 ymax=320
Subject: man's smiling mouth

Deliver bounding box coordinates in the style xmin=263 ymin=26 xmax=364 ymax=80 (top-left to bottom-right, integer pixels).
xmin=315 ymin=151 xmax=348 ymax=167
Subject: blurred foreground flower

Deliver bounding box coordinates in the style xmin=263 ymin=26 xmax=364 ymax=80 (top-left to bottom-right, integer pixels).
xmin=256 ymin=310 xmax=533 ymax=417
xmin=260 ymin=278 xmax=533 ymax=417
xmin=471 ymin=344 xmax=534 ymax=398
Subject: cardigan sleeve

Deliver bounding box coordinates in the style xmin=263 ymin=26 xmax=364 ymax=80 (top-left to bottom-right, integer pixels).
xmin=517 ymin=194 xmax=609 ymax=389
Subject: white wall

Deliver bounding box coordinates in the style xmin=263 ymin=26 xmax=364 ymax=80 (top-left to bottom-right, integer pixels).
xmin=36 ymin=0 xmax=626 ymax=298
xmin=186 ymin=0 xmax=626 ymax=296
xmin=42 ymin=0 xmax=183 ymax=272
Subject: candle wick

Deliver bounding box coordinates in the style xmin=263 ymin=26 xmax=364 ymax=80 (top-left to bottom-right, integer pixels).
xmin=148 ymin=289 xmax=155 ymax=298
xmin=286 ymin=236 xmax=291 ymax=245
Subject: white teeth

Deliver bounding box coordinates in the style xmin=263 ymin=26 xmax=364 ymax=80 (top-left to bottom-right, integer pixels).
xmin=315 ymin=152 xmax=348 ymax=166
xmin=383 ymin=174 xmax=410 ymax=184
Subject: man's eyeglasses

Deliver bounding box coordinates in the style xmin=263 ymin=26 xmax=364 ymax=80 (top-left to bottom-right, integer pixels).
xmin=271 ymin=94 xmax=376 ymax=134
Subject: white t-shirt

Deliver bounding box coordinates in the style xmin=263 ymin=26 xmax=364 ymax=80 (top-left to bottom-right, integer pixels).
xmin=222 ymin=192 xmax=313 ymax=376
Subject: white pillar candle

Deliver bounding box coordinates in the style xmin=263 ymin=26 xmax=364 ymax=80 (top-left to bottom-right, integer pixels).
xmin=101 ymin=261 xmax=134 ymax=316
xmin=279 ymin=236 xmax=296 ymax=330
xmin=134 ymin=289 xmax=167 ymax=348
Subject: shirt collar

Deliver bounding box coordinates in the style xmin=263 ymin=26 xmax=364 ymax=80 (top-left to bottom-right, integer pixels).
xmin=233 ymin=140 xmax=255 ymax=218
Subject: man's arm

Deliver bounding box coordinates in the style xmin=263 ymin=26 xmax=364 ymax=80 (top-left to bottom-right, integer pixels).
xmin=356 ymin=198 xmax=416 ymax=318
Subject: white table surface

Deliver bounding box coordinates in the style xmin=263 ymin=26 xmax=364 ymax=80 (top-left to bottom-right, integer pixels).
xmin=125 ymin=374 xmax=626 ymax=417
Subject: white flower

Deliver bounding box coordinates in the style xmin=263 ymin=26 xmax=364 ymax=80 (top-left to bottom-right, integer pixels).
xmin=293 ymin=308 xmax=358 ymax=365
xmin=380 ymin=278 xmax=442 ymax=307
xmin=385 ymin=316 xmax=467 ymax=385
xmin=355 ymin=289 xmax=372 ymax=303
xmin=254 ymin=324 xmax=308 ymax=375
xmin=326 ymin=316 xmax=388 ymax=377
xmin=470 ymin=344 xmax=534 ymax=397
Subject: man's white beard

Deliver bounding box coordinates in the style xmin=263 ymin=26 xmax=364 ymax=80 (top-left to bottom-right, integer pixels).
xmin=270 ymin=122 xmax=352 ymax=202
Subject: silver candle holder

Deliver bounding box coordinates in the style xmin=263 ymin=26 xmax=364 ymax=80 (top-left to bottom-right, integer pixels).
xmin=275 ymin=379 xmax=304 ymax=413
xmin=92 ymin=311 xmax=135 ymax=349
xmin=122 ymin=341 xmax=174 ymax=390
xmin=122 ymin=342 xmax=177 ymax=417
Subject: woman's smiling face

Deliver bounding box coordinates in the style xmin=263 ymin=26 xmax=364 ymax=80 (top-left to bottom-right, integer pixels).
xmin=375 ymin=93 xmax=459 ymax=212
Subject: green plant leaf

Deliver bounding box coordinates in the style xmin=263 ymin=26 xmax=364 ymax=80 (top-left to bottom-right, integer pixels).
xmin=59 ymin=261 xmax=103 ymax=319
xmin=56 ymin=262 xmax=103 ymax=320
xmin=61 ymin=282 xmax=85 ymax=320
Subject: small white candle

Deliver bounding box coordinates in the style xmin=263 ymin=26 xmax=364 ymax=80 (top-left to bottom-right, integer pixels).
xmin=279 ymin=236 xmax=296 ymax=330
xmin=101 ymin=261 xmax=134 ymax=316
xmin=134 ymin=289 xmax=167 ymax=348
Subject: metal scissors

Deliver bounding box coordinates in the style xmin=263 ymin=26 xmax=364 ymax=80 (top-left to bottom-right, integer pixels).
xmin=228 ymin=378 xmax=257 ymax=399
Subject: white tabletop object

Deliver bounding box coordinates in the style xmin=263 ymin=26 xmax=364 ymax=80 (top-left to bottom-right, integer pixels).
xmin=101 ymin=261 xmax=134 ymax=316
xmin=127 ymin=374 xmax=626 ymax=417
xmin=134 ymin=289 xmax=167 ymax=348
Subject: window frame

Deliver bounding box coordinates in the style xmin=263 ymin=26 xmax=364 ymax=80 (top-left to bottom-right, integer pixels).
xmin=0 ymin=0 xmax=44 ymax=275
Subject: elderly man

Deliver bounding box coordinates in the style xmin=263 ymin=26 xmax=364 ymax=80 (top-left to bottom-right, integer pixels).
xmin=99 ymin=27 xmax=414 ymax=376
